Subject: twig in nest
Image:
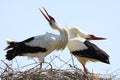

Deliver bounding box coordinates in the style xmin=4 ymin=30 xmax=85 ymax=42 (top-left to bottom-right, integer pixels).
xmin=14 ymin=58 xmax=20 ymax=70
xmin=110 ymin=68 xmax=120 ymax=74
xmin=20 ymin=62 xmax=39 ymax=68
xmin=56 ymin=56 xmax=71 ymax=69
xmin=1 ymin=60 xmax=14 ymax=72
xmin=26 ymin=64 xmax=40 ymax=72
xmin=70 ymin=53 xmax=75 ymax=67
xmin=43 ymin=62 xmax=53 ymax=71
xmin=45 ymin=55 xmax=60 ymax=69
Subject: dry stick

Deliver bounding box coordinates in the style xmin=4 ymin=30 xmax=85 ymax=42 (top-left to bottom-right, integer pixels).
xmin=19 ymin=63 xmax=40 ymax=77
xmin=59 ymin=59 xmax=71 ymax=69
xmin=51 ymin=61 xmax=59 ymax=69
xmin=14 ymin=58 xmax=20 ymax=70
xmin=0 ymin=66 xmax=8 ymax=76
xmin=25 ymin=63 xmax=39 ymax=72
xmin=56 ymin=56 xmax=82 ymax=72
xmin=42 ymin=62 xmax=53 ymax=71
xmin=20 ymin=59 xmax=39 ymax=68
xmin=1 ymin=60 xmax=14 ymax=71
xmin=33 ymin=58 xmax=38 ymax=63
xmin=45 ymin=55 xmax=60 ymax=69
xmin=96 ymin=68 xmax=120 ymax=79
xmin=0 ymin=67 xmax=4 ymax=72
xmin=23 ymin=61 xmax=52 ymax=73
xmin=70 ymin=53 xmax=75 ymax=67
xmin=69 ymin=54 xmax=82 ymax=72
xmin=56 ymin=56 xmax=72 ymax=69
xmin=110 ymin=68 xmax=120 ymax=74
xmin=20 ymin=62 xmax=39 ymax=69
xmin=0 ymin=66 xmax=7 ymax=71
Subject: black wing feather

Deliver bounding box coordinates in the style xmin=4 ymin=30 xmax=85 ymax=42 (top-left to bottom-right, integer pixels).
xmin=72 ymin=41 xmax=110 ymax=64
xmin=22 ymin=37 xmax=34 ymax=43
xmin=5 ymin=42 xmax=47 ymax=60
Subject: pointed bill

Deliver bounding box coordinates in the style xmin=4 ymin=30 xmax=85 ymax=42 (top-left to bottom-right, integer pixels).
xmin=88 ymin=35 xmax=106 ymax=40
xmin=39 ymin=8 xmax=50 ymax=22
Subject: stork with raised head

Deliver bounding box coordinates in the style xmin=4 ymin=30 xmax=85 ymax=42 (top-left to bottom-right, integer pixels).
xmin=40 ymin=9 xmax=110 ymax=74
xmin=4 ymin=8 xmax=69 ymax=70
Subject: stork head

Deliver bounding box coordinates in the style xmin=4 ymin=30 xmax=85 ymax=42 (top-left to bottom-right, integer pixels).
xmin=39 ymin=7 xmax=59 ymax=30
xmin=69 ymin=27 xmax=106 ymax=40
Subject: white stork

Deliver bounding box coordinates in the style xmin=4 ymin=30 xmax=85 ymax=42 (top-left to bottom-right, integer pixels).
xmin=4 ymin=8 xmax=69 ymax=70
xmin=40 ymin=9 xmax=110 ymax=74
xmin=68 ymin=27 xmax=110 ymax=74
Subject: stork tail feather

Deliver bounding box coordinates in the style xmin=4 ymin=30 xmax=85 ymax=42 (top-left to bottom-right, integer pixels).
xmin=6 ymin=49 xmax=18 ymax=60
xmin=5 ymin=41 xmax=20 ymax=60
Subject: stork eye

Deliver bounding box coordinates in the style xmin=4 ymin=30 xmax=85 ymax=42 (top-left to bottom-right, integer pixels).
xmin=49 ymin=22 xmax=52 ymax=25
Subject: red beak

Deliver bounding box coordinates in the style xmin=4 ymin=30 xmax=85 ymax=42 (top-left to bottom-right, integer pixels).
xmin=39 ymin=7 xmax=50 ymax=22
xmin=89 ymin=35 xmax=106 ymax=40
xmin=39 ymin=7 xmax=55 ymax=23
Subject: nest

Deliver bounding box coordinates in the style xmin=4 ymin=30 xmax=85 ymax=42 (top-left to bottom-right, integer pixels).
xmin=0 ymin=60 xmax=112 ymax=80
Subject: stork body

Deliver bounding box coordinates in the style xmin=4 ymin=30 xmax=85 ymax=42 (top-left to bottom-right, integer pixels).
xmin=5 ymin=8 xmax=69 ymax=70
xmin=68 ymin=27 xmax=110 ymax=74
xmin=5 ymin=33 xmax=67 ymax=60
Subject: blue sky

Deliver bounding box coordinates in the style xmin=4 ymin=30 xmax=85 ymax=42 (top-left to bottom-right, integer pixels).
xmin=0 ymin=0 xmax=120 ymax=74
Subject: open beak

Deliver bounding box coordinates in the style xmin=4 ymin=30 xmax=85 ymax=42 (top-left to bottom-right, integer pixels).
xmin=39 ymin=7 xmax=51 ymax=23
xmin=88 ymin=35 xmax=106 ymax=40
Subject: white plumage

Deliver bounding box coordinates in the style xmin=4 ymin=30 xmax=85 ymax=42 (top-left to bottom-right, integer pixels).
xmin=5 ymin=8 xmax=69 ymax=70
xmin=67 ymin=27 xmax=109 ymax=74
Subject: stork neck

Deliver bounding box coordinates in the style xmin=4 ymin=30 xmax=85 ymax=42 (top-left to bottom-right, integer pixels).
xmin=70 ymin=33 xmax=79 ymax=39
xmin=53 ymin=24 xmax=65 ymax=35
xmin=55 ymin=26 xmax=69 ymax=50
xmin=54 ymin=24 xmax=63 ymax=33
xmin=59 ymin=27 xmax=65 ymax=35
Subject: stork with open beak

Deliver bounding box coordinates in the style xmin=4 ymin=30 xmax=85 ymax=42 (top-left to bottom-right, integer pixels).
xmin=39 ymin=8 xmax=110 ymax=74
xmin=4 ymin=8 xmax=69 ymax=70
